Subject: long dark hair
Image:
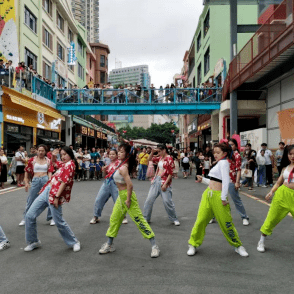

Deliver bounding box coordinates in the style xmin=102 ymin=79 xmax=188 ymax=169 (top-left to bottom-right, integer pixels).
xmin=62 ymin=146 xmax=78 ymax=172
xmin=214 ymin=142 xmax=233 ymax=160
xmin=228 ymin=138 xmax=239 ymax=153
xmin=157 ymin=144 xmax=169 ymax=155
xmin=119 ymin=143 xmax=136 ymax=175
xmin=281 ymin=145 xmax=294 ymax=170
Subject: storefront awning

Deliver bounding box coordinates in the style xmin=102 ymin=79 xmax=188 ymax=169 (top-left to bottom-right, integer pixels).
xmin=39 ymin=137 xmax=65 ymax=145
xmin=9 ymin=95 xmax=64 ymax=121
xmin=7 ymin=132 xmax=30 ymax=141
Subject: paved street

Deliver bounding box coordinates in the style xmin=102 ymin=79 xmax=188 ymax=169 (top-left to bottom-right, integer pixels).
xmin=1 ymin=175 xmax=294 ymax=294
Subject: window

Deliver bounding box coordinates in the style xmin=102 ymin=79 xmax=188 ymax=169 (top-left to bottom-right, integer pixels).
xmin=204 ymin=47 xmax=210 ymax=76
xmin=204 ymin=10 xmax=210 ymax=37
xmin=57 ymin=74 xmax=65 ymax=87
xmin=43 ymin=0 xmax=52 ymax=16
xmin=43 ymin=62 xmax=51 ymax=79
xmin=197 ymin=63 xmax=202 ymax=86
xmin=24 ymin=7 xmax=37 ymax=33
xmin=197 ymin=32 xmax=201 ymax=52
xmin=57 ymin=43 xmax=65 ymax=61
xmin=57 ymin=12 xmax=64 ymax=32
xmin=43 ymin=27 xmax=52 ymax=50
xmin=100 ymin=72 xmax=106 ymax=84
xmin=100 ymin=55 xmax=105 ymax=67
xmin=78 ymin=63 xmax=84 ymax=79
xmin=77 ymin=39 xmax=83 ymax=57
xmin=68 ymin=29 xmax=73 ymax=42
xmin=68 ymin=64 xmax=74 ymax=71
xmin=25 ymin=48 xmax=37 ymax=70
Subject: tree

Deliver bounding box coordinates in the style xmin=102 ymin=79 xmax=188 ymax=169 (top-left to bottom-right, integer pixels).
xmin=118 ymin=122 xmax=179 ymax=144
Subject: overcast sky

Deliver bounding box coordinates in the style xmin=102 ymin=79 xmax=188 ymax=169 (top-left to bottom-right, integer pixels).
xmin=99 ymin=0 xmax=204 ymax=87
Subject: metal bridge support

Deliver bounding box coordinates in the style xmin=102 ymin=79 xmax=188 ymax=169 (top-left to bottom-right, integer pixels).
xmin=65 ymin=115 xmax=73 ymax=146
xmin=230 ymin=0 xmax=238 ymax=136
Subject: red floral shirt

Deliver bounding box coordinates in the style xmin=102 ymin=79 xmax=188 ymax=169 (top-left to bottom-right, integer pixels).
xmin=152 ymin=155 xmax=175 ymax=187
xmin=105 ymin=160 xmax=120 ymax=177
xmin=39 ymin=160 xmax=76 ymax=205
xmin=152 ymin=156 xmax=160 ymax=165
xmin=24 ymin=156 xmax=54 ymax=178
xmin=228 ymin=150 xmax=241 ymax=183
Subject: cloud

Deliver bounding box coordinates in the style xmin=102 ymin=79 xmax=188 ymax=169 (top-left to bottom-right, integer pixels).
xmin=100 ymin=0 xmax=203 ymax=87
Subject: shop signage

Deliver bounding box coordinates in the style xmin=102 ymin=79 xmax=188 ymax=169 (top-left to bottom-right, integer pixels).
xmin=81 ymin=126 xmax=88 ymax=135
xmin=68 ymin=42 xmax=77 ymax=66
xmin=197 ymin=120 xmax=211 ymax=131
xmin=97 ymin=131 xmax=102 ymax=139
xmin=176 ymin=137 xmax=180 ymax=144
xmin=50 ymin=118 xmax=61 ymax=130
xmin=37 ymin=112 xmax=45 ymax=124
xmin=102 ymin=133 xmax=107 ymax=140
xmin=6 ymin=115 xmax=24 ymax=124
xmin=214 ymin=58 xmax=224 ymax=77
xmin=88 ymin=128 xmax=95 ymax=137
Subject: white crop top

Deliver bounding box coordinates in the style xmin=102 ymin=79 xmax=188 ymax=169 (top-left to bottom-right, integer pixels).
xmin=113 ymin=169 xmax=126 ymax=184
xmin=158 ymin=161 xmax=164 ymax=170
xmin=34 ymin=162 xmax=48 ymax=173
xmin=201 ymin=159 xmax=230 ymax=201
xmin=283 ymin=166 xmax=294 ymax=183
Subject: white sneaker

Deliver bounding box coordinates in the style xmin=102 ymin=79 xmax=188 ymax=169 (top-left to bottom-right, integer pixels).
xmin=257 ymin=241 xmax=265 ymax=252
xmin=50 ymin=220 xmax=56 ymax=226
xmin=24 ymin=241 xmax=42 ymax=252
xmin=209 ymin=218 xmax=215 ymax=224
xmin=0 ymin=241 xmax=11 ymax=251
xmin=99 ymin=242 xmax=116 ymax=254
xmin=235 ymin=246 xmax=249 ymax=257
xmin=187 ymin=245 xmax=197 ymax=256
xmin=242 ymin=219 xmax=249 ymax=226
xmin=262 ymin=185 xmax=268 ymax=188
xmin=151 ymin=245 xmax=160 ymax=258
xmin=122 ymin=217 xmax=128 ymax=224
xmin=90 ymin=217 xmax=100 ymax=224
xmin=174 ymin=220 xmax=180 ymax=226
xmin=19 ymin=219 xmax=25 ymax=226
xmin=73 ymin=242 xmax=81 ymax=252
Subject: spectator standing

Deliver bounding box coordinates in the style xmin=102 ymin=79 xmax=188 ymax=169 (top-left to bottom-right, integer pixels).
xmin=76 ymin=156 xmax=83 ymax=181
xmin=203 ymin=156 xmax=211 ymax=178
xmin=83 ymin=149 xmax=91 ymax=180
xmin=258 ymin=143 xmax=274 ymax=187
xmin=90 ymin=147 xmax=100 ymax=162
xmin=9 ymin=151 xmax=17 ymax=185
xmin=138 ymin=147 xmax=149 ymax=181
xmin=182 ymin=153 xmax=190 ymax=179
xmin=95 ymin=158 xmax=104 ymax=180
xmin=193 ymin=152 xmax=202 ymax=182
xmin=275 ymin=142 xmax=285 ymax=176
xmin=15 ymin=62 xmax=25 ymax=88
xmin=243 ymin=143 xmax=257 ymax=190
xmin=256 ymin=150 xmax=267 ymax=187
xmin=89 ymin=159 xmax=96 ymax=180
xmin=0 ymin=149 xmax=8 ymax=189
xmin=15 ymin=146 xmax=26 ymax=187
xmin=28 ymin=146 xmax=37 ymax=158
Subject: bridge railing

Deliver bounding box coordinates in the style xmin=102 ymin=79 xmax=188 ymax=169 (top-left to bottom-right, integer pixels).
xmin=55 ymin=88 xmax=222 ymax=105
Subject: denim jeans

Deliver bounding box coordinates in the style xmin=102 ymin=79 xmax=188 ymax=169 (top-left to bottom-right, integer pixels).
xmin=23 ymin=176 xmax=52 ymax=221
xmin=93 ymin=180 xmax=118 ymax=218
xmin=143 ymin=176 xmax=178 ymax=222
xmin=138 ymin=164 xmax=148 ymax=180
xmin=228 ymin=183 xmax=249 ymax=220
xmin=0 ymin=226 xmax=8 ymax=242
xmin=25 ymin=186 xmax=78 ymax=247
xmin=257 ymin=165 xmax=266 ymax=186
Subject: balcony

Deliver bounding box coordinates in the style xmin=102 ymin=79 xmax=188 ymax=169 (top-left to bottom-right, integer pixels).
xmin=223 ymin=0 xmax=294 ymax=100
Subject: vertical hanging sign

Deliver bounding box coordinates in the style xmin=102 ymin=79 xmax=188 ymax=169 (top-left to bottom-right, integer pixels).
xmin=68 ymin=42 xmax=77 ymax=65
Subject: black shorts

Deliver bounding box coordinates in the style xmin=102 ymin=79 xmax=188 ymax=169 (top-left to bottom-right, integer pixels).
xmin=16 ymin=165 xmax=25 ymax=174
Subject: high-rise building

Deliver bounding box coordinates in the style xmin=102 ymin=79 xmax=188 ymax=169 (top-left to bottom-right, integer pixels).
xmin=71 ymin=0 xmax=99 ymax=43
xmin=109 ymin=65 xmax=151 ymax=87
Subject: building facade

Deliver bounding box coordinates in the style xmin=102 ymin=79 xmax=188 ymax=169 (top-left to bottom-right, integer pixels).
xmin=71 ymin=0 xmax=99 ymax=43
xmin=109 ymin=65 xmax=151 ymax=88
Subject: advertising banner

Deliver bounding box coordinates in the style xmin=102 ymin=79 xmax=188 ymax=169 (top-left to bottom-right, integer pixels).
xmin=278 ymin=108 xmax=294 ymax=145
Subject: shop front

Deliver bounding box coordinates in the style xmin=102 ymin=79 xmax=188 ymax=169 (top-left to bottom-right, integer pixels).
xmin=196 ymin=119 xmax=211 ymax=150
xmin=2 ymin=87 xmax=64 ymax=155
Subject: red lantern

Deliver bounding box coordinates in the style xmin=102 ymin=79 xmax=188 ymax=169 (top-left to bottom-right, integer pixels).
xmin=123 ymin=130 xmax=127 ymax=134
xmin=171 ymin=130 xmax=175 ymax=133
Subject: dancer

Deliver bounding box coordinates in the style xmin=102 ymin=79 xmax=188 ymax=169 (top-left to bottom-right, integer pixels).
xmin=143 ymin=144 xmax=180 ymax=226
xmin=90 ymin=149 xmax=128 ymax=224
xmin=257 ymin=145 xmax=294 ymax=253
xmin=187 ymin=143 xmax=249 ymax=257
xmin=228 ymin=138 xmax=249 ymax=225
xmin=24 ymin=147 xmax=80 ymax=252
xmin=99 ymin=143 xmax=160 ymax=258
xmin=19 ymin=145 xmax=54 ymax=226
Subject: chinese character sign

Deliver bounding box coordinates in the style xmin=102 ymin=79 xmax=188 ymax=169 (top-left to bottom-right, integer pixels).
xmin=68 ymin=42 xmax=77 ymax=66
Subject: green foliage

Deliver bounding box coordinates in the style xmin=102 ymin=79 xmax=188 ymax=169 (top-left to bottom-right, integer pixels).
xmin=118 ymin=122 xmax=179 ymax=144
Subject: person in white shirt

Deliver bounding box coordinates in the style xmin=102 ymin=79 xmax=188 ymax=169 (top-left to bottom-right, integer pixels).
xmin=256 ymin=150 xmax=267 ymax=187
xmin=258 ymin=143 xmax=274 ymax=187
xmin=15 ymin=146 xmax=26 ymax=187
xmin=0 ymin=148 xmax=8 ymax=189
xmin=83 ymin=149 xmax=91 ymax=180
xmin=187 ymin=142 xmax=249 ymax=257
xmin=275 ymin=142 xmax=285 ymax=176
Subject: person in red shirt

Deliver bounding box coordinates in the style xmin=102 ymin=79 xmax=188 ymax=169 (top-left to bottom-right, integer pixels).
xmin=228 ymin=138 xmax=249 ymax=225
xmin=24 ymin=146 xmax=81 ymax=252
xmin=143 ymin=144 xmax=180 ymax=226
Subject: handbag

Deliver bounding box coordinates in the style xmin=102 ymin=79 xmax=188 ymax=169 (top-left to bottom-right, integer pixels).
xmin=241 ymin=168 xmax=252 ymax=178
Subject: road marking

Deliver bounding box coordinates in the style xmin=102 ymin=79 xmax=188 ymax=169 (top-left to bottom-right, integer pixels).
xmin=0 ymin=187 xmax=24 ymax=195
xmin=240 ymin=191 xmax=292 ymax=217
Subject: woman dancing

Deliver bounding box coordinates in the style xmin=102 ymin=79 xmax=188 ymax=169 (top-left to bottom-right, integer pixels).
xmin=187 ymin=143 xmax=249 ymax=257
xmin=99 ymin=143 xmax=160 ymax=258
xmin=19 ymin=145 xmax=54 ymax=226
xmin=90 ymin=149 xmax=128 ymax=224
xmin=24 ymin=147 xmax=80 ymax=252
xmin=257 ymin=145 xmax=294 ymax=253
xmin=143 ymin=145 xmax=180 ymax=226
